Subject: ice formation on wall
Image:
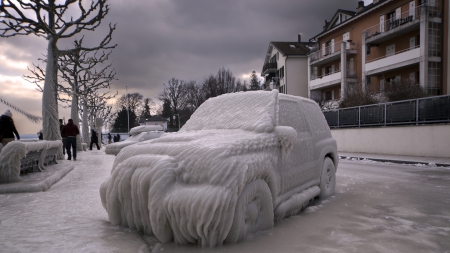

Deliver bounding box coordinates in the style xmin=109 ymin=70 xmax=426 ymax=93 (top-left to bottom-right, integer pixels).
xmin=0 ymin=142 xmax=26 ymax=183
xmin=100 ymin=90 xmax=337 ymax=247
xmin=0 ymin=140 xmax=63 ymax=183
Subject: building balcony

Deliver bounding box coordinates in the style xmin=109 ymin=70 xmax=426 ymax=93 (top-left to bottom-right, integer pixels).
xmin=363 ymin=4 xmax=438 ymax=44
xmin=262 ymin=63 xmax=277 ymax=75
xmin=365 ymin=47 xmax=420 ymax=75
xmin=310 ymin=71 xmax=341 ymax=90
xmin=309 ymin=41 xmax=357 ymax=67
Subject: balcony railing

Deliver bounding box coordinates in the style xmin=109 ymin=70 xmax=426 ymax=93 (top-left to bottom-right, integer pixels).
xmin=366 ymin=45 xmax=420 ymax=63
xmin=363 ymin=4 xmax=432 ymax=40
xmin=323 ymin=95 xmax=450 ymax=128
xmin=311 ymin=69 xmax=340 ymax=81
xmin=262 ymin=62 xmax=277 ymax=74
xmin=309 ymin=41 xmax=357 ymax=64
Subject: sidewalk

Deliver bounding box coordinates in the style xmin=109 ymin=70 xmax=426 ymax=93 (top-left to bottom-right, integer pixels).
xmin=339 ymin=152 xmax=450 ymax=167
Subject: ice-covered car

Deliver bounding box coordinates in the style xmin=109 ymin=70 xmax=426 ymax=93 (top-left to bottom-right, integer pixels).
xmin=100 ymin=90 xmax=338 ymax=247
xmin=104 ymin=125 xmax=164 ymax=155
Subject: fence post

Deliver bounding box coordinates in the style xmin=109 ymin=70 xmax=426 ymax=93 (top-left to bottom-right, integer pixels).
xmin=416 ymin=98 xmax=419 ymax=125
xmin=337 ymin=110 xmax=340 ymax=128
xmin=358 ymin=107 xmax=361 ymax=127
xmin=384 ymin=103 xmax=387 ymax=126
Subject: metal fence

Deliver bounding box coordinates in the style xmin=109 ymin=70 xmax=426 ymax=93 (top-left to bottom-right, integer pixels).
xmin=323 ymin=95 xmax=450 ymax=128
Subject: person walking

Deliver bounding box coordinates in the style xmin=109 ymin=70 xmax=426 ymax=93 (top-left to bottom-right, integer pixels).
xmin=61 ymin=119 xmax=80 ymax=161
xmin=59 ymin=119 xmax=66 ymax=155
xmin=89 ymin=129 xmax=100 ymax=150
xmin=107 ymin=133 xmax=112 ymax=144
xmin=115 ymin=133 xmax=121 ymax=142
xmin=0 ymin=109 xmax=20 ymax=147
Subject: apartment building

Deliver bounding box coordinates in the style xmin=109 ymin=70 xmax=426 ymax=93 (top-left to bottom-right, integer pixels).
xmin=261 ymin=35 xmax=314 ymax=97
xmin=308 ymin=0 xmax=448 ymax=102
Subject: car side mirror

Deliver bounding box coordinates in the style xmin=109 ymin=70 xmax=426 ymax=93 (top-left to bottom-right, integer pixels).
xmin=274 ymin=126 xmax=297 ymax=156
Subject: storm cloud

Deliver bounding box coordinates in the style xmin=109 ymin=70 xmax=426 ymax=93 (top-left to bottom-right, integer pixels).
xmin=0 ymin=0 xmax=365 ymax=133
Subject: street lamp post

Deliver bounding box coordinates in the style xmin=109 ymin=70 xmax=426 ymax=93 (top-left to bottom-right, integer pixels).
xmin=126 ymin=86 xmax=130 ymax=135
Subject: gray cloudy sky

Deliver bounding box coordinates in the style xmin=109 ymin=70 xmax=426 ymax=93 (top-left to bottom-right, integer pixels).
xmin=0 ymin=0 xmax=369 ymax=134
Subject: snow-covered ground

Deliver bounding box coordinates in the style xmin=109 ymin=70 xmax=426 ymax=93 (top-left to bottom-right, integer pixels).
xmin=1 ymin=150 xmax=449 ymax=252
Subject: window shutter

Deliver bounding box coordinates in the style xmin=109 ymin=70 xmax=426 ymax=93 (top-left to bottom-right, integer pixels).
xmin=409 ymin=1 xmax=415 ymax=19
xmin=331 ymin=39 xmax=335 ymax=53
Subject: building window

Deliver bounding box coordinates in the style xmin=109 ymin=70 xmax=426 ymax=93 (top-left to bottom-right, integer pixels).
xmin=428 ymin=22 xmax=442 ymax=57
xmin=270 ymin=55 xmax=276 ymax=63
xmin=387 ymin=11 xmax=396 ymax=30
xmin=325 ymin=41 xmax=332 ymax=55
xmin=279 ymin=66 xmax=285 ymax=79
xmin=366 ymin=76 xmax=371 ymax=86
xmin=325 ymin=91 xmax=333 ymax=101
xmin=428 ymin=61 xmax=442 ymax=95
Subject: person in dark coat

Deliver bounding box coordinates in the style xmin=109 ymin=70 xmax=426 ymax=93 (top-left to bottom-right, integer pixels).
xmin=115 ymin=133 xmax=121 ymax=142
xmin=61 ymin=119 xmax=80 ymax=161
xmin=89 ymin=129 xmax=100 ymax=150
xmin=0 ymin=109 xmax=20 ymax=147
xmin=38 ymin=130 xmax=43 ymax=140
xmin=107 ymin=133 xmax=112 ymax=144
xmin=59 ymin=119 xmax=66 ymax=155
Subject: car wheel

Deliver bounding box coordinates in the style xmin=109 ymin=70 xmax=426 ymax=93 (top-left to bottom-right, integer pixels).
xmin=225 ymin=179 xmax=274 ymax=244
xmin=319 ymin=157 xmax=336 ymax=199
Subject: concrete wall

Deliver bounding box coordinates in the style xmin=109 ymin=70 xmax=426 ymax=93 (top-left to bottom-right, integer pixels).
xmin=286 ymin=56 xmax=309 ymax=97
xmin=331 ymin=124 xmax=450 ymax=157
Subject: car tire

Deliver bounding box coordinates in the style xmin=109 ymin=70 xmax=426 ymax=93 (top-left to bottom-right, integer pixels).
xmin=225 ymin=179 xmax=274 ymax=244
xmin=319 ymin=157 xmax=336 ymax=199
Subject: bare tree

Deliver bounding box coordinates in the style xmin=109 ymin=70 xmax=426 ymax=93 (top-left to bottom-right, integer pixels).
xmin=115 ymin=93 xmax=144 ymax=116
xmin=185 ymin=80 xmax=206 ymax=111
xmin=1 ymin=0 xmax=113 ymax=142
xmin=25 ymin=38 xmax=117 ymax=151
xmin=158 ymin=78 xmax=189 ymax=114
xmin=139 ymin=98 xmax=157 ymax=118
xmin=339 ymin=84 xmax=379 ymax=108
xmin=80 ymin=91 xmax=115 ymax=147
xmin=383 ymin=78 xmax=427 ymax=102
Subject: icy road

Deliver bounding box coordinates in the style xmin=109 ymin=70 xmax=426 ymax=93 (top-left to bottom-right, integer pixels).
xmin=0 ymin=150 xmax=449 ymax=253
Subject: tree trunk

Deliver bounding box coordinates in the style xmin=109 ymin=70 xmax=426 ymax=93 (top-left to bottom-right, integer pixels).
xmin=42 ymin=37 xmax=63 ymax=159
xmin=82 ymin=103 xmax=89 ymax=147
xmin=71 ymin=92 xmax=83 ymax=151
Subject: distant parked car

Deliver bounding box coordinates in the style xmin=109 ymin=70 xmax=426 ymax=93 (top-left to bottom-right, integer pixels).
xmin=104 ymin=125 xmax=164 ymax=155
xmin=100 ymin=90 xmax=338 ymax=247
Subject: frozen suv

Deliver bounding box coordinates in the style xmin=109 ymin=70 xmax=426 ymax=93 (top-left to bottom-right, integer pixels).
xmin=100 ymin=90 xmax=338 ymax=247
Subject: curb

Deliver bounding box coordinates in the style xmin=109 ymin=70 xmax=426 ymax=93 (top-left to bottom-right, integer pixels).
xmin=339 ymin=156 xmax=450 ymax=168
xmin=0 ymin=163 xmax=75 ymax=194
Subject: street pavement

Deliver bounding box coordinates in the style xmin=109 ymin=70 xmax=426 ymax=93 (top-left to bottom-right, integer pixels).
xmin=0 ymin=149 xmax=449 ymax=253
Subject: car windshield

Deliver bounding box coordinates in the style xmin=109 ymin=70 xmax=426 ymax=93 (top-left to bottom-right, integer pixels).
xmin=181 ymin=90 xmax=278 ymax=133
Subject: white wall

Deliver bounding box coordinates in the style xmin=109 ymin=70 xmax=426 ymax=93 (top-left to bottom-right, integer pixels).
xmin=331 ymin=124 xmax=450 ymax=158
xmin=286 ymin=56 xmax=309 ymax=98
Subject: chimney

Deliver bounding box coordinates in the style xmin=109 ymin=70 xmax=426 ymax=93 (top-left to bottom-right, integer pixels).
xmin=356 ymin=1 xmax=365 ymax=13
xmin=323 ymin=20 xmax=328 ymax=31
xmin=298 ymin=34 xmax=302 ymax=43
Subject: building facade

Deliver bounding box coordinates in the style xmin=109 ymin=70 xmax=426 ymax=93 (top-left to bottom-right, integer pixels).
xmin=261 ymin=35 xmax=314 ymax=97
xmin=308 ymin=0 xmax=448 ymax=102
